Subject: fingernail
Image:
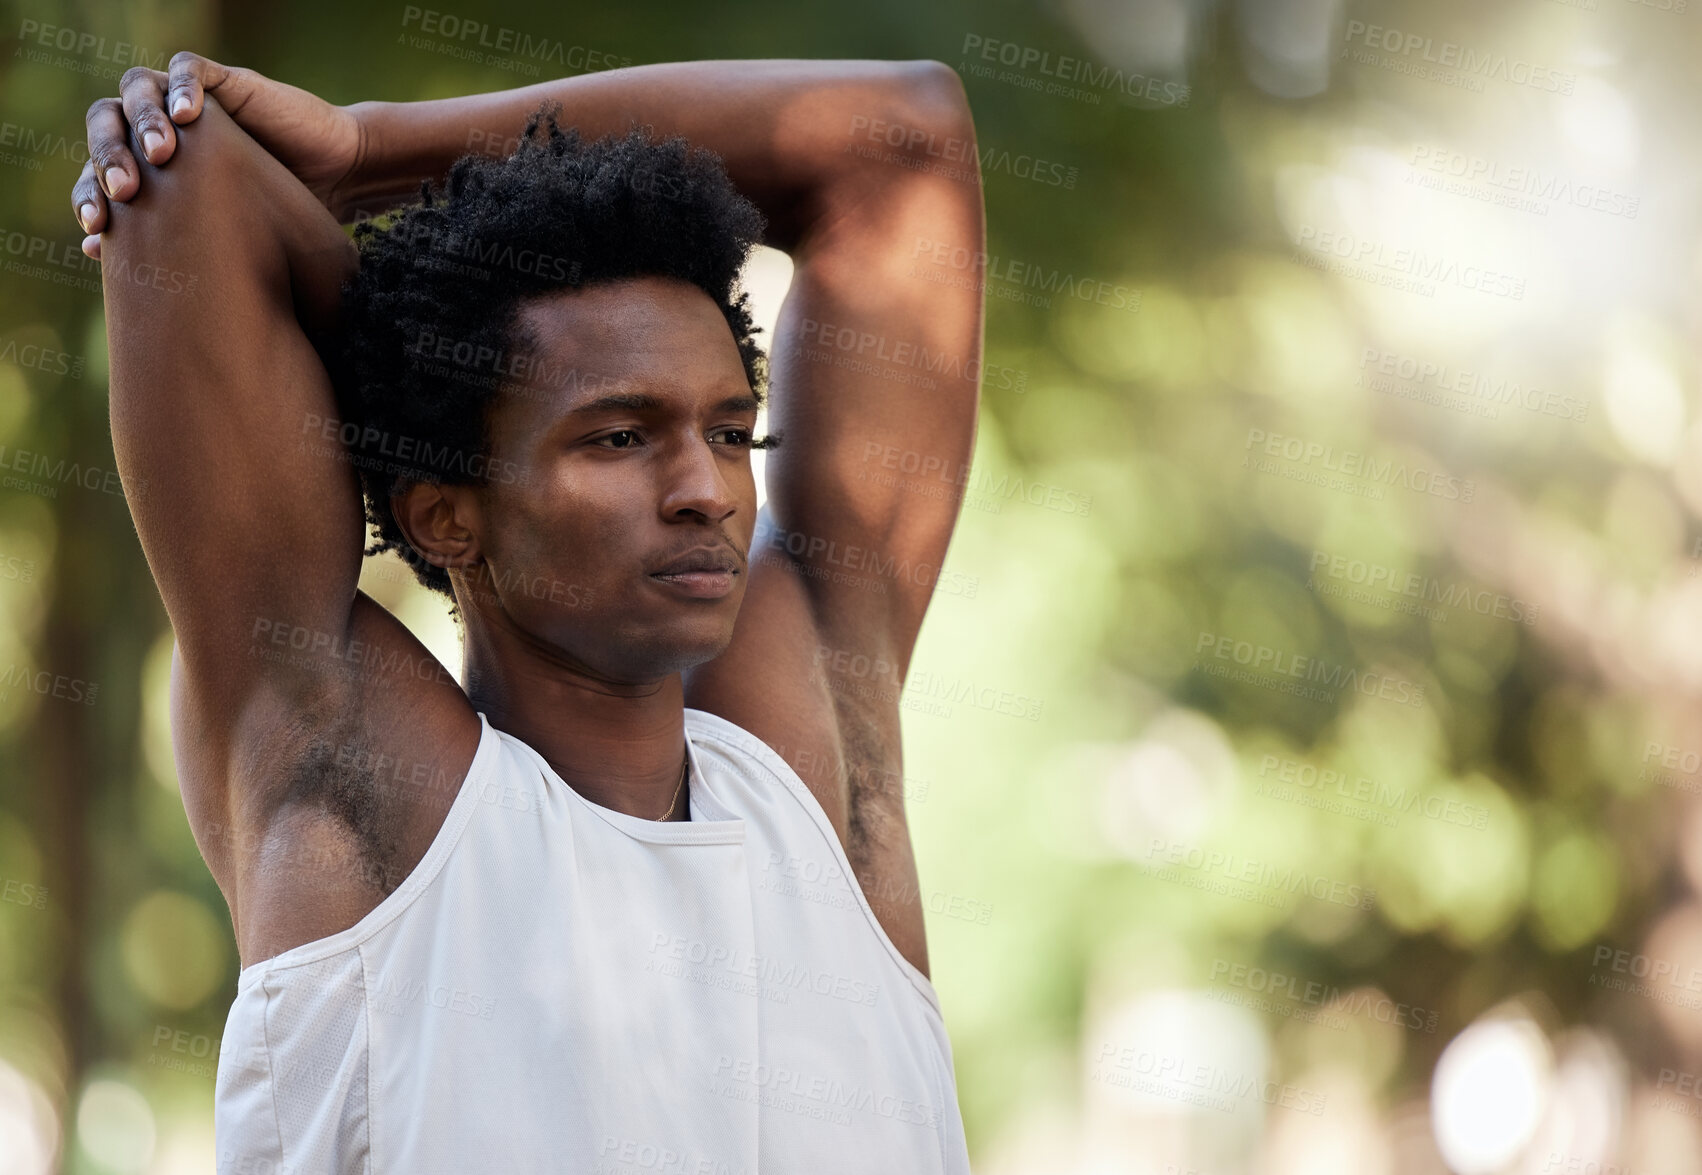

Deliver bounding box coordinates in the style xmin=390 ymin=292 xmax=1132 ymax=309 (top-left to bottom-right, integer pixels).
xmin=78 ymin=203 xmax=97 ymax=232
xmin=143 ymin=130 xmax=165 ymax=157
xmin=171 ymin=94 xmax=191 ymax=117
xmin=103 ymin=166 xmax=125 ymax=196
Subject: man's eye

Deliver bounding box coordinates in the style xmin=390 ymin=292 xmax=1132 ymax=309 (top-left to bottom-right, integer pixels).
xmin=712 ymin=428 xmax=754 ymax=446
xmin=594 ymin=430 xmax=642 ymax=449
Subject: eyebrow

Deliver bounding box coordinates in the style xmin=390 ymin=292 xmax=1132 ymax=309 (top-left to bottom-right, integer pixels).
xmin=563 ymin=392 xmax=761 ymax=417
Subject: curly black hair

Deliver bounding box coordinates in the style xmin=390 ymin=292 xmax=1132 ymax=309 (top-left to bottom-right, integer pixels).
xmin=330 ymin=105 xmax=778 ymax=614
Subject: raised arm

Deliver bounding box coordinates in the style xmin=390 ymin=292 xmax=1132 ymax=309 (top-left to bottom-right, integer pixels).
xmin=85 ymin=96 xmax=478 ymax=951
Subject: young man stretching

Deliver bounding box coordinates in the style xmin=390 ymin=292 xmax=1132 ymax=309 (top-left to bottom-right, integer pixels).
xmin=74 ymin=50 xmax=983 ymax=1174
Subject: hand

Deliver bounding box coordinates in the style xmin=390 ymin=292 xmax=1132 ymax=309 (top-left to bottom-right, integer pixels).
xmin=73 ymin=52 xmax=364 ymax=258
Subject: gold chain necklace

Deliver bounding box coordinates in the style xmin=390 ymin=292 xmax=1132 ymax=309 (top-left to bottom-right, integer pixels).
xmin=657 ymin=751 xmax=689 ymax=821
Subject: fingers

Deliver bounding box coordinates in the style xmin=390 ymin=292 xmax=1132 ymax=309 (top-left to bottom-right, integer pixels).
xmin=74 ymin=160 xmax=104 ymax=257
xmin=121 ymin=65 xmax=176 ymax=168
xmin=73 ymin=51 xmax=229 ymax=248
xmin=166 ymin=51 xmax=216 ymax=124
xmin=72 ymin=159 xmax=107 ymax=241
xmin=82 ymin=95 xmax=134 ymax=205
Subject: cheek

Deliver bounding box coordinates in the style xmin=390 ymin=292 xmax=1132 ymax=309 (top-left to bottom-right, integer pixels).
xmin=485 ymin=476 xmax=637 ymax=592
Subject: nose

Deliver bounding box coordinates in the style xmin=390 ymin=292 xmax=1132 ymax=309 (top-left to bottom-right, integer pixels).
xmin=659 ymin=434 xmax=741 ymax=524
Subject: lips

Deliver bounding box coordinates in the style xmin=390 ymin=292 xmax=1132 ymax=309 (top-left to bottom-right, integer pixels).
xmin=646 ymin=546 xmax=742 ymax=601
xmin=648 ymin=546 xmax=743 ymax=577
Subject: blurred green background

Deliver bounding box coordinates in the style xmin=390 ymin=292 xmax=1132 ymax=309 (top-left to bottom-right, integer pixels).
xmin=6 ymin=0 xmax=1702 ymax=1171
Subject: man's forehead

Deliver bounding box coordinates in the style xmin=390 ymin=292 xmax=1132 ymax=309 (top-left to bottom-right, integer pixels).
xmin=497 ymin=281 xmax=752 ymax=420
xmin=515 ymin=277 xmax=727 ymax=355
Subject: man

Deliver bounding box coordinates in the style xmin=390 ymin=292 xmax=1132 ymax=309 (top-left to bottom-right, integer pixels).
xmin=75 ymin=49 xmax=983 ymax=1174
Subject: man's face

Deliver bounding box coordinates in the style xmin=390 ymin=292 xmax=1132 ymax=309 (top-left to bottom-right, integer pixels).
xmin=455 ymin=275 xmax=761 ymax=683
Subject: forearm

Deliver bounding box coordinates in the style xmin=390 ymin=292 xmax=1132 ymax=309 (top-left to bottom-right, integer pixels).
xmin=339 ymin=58 xmax=961 ymax=250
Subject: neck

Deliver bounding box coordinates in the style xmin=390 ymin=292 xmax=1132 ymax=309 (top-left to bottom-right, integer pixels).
xmin=460 ymin=611 xmax=690 ymax=822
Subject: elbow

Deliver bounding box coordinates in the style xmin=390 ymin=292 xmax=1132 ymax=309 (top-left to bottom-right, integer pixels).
xmin=897 ymin=60 xmax=975 ymax=141
xmin=875 ymin=61 xmax=978 ymax=192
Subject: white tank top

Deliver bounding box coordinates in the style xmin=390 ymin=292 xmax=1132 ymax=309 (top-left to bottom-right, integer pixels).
xmin=212 ymin=707 xmax=972 ymax=1174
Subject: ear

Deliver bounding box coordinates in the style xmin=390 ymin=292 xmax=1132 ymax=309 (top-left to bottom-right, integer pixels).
xmin=391 ymin=481 xmax=485 ymax=572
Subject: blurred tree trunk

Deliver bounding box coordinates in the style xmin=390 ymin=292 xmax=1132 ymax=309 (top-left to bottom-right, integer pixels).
xmin=32 ymin=319 xmax=161 ymax=1166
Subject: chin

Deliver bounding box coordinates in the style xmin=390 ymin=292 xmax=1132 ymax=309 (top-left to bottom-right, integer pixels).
xmin=671 ymin=617 xmax=740 ymax=670
xmin=597 ymin=615 xmax=738 ymax=680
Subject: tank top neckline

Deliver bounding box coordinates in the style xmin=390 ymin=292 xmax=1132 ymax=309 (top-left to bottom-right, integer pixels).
xmin=497 ymin=709 xmax=747 ymax=845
